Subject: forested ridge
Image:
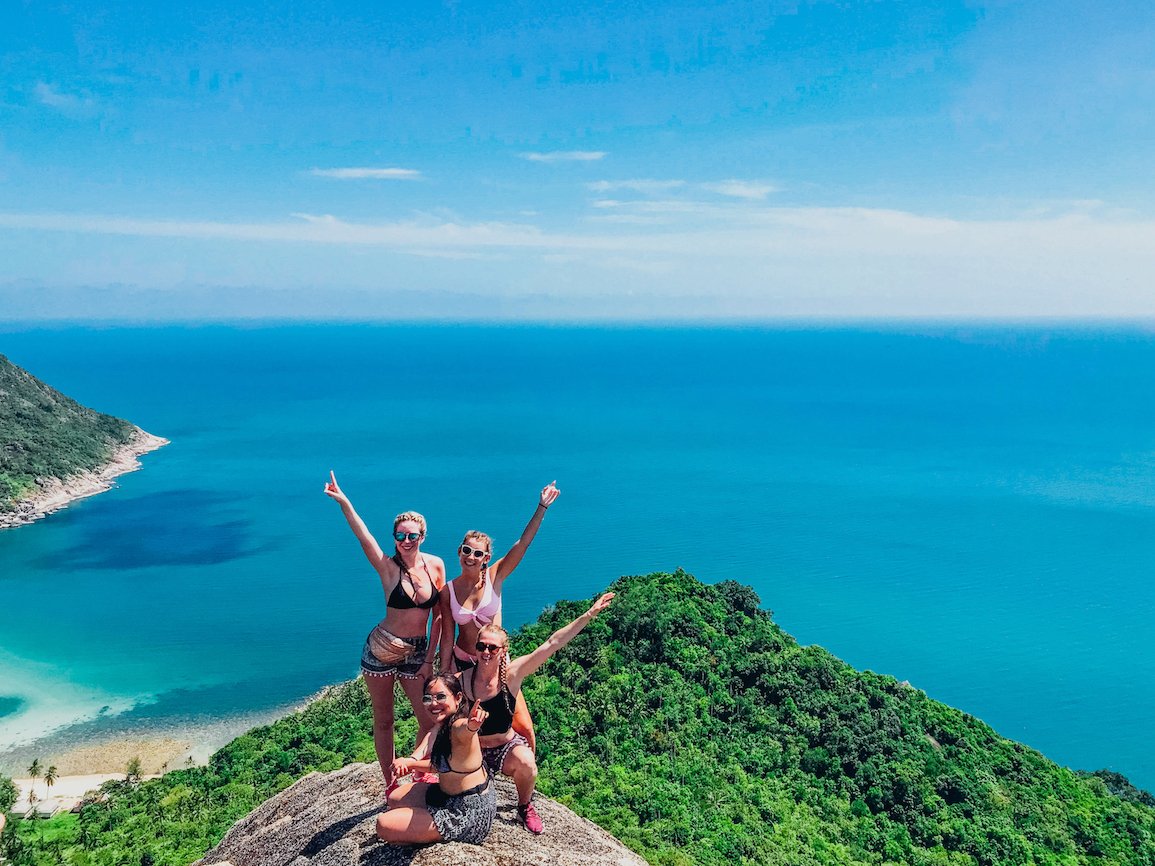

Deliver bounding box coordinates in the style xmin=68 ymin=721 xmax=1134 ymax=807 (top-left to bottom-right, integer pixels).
xmin=0 ymin=354 xmax=135 ymax=510
xmin=2 ymin=570 xmax=1153 ymax=865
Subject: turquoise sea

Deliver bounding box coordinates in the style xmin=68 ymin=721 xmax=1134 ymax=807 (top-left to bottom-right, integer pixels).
xmin=0 ymin=324 xmax=1153 ymax=790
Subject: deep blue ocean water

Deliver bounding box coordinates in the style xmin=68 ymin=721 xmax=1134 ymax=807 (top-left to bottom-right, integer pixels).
xmin=0 ymin=324 xmax=1153 ymax=789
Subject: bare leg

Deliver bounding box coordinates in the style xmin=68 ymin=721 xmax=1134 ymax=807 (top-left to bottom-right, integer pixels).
xmin=397 ymin=675 xmax=436 ymax=752
xmin=386 ymin=781 xmax=431 ymax=810
xmin=502 ymin=744 xmax=539 ymax=806
xmin=364 ymin=672 xmax=398 ymax=785
xmin=376 ymin=807 xmax=442 ymax=844
xmin=512 ymin=691 xmax=536 ymax=753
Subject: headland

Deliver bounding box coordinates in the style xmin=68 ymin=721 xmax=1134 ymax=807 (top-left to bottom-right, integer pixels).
xmin=0 ymin=427 xmax=168 ymax=530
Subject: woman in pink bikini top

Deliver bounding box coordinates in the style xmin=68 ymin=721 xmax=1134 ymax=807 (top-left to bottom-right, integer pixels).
xmin=438 ymin=481 xmax=559 ymax=751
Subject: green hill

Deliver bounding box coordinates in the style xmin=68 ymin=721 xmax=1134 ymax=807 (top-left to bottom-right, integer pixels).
xmin=3 ymin=571 xmax=1153 ymax=866
xmin=0 ymin=354 xmax=136 ymax=511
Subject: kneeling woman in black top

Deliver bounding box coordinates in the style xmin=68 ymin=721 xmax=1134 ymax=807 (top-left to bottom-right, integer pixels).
xmin=464 ymin=591 xmax=614 ymax=834
xmin=380 ymin=675 xmax=495 ymax=845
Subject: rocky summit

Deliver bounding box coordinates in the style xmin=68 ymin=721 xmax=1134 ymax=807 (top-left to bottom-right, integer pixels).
xmin=196 ymin=763 xmax=646 ymax=866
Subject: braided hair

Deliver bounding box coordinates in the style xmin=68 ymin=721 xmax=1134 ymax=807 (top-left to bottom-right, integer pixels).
xmin=478 ymin=624 xmax=515 ymax=716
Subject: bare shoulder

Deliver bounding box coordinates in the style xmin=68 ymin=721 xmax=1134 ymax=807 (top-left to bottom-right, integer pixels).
xmin=490 ymin=555 xmax=511 ymax=582
xmin=424 ymin=554 xmax=448 ymax=585
xmin=374 ymin=553 xmax=402 ymax=583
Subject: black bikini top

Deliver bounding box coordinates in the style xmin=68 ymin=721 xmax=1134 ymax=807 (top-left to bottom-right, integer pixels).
xmin=430 ymin=725 xmax=484 ymax=775
xmin=463 ymin=671 xmax=516 ymax=736
xmin=386 ymin=556 xmax=438 ymax=610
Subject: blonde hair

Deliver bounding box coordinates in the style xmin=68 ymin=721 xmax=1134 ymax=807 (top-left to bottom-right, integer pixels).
xmin=478 ymin=624 xmax=513 ymax=714
xmin=392 ymin=512 xmax=427 ymax=577
xmin=461 ymin=530 xmax=492 ymax=555
xmin=394 ymin=511 xmax=427 ymax=535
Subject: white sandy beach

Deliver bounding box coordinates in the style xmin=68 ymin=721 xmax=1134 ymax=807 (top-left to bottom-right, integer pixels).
xmin=0 ymin=427 xmax=168 ymax=530
xmin=10 ymin=772 xmax=160 ymax=816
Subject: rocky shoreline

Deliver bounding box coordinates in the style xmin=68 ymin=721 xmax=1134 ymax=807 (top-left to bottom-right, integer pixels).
xmin=0 ymin=427 xmax=169 ymax=530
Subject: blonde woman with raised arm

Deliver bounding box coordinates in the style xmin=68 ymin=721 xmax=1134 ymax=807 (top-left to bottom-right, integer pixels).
xmin=324 ymin=471 xmax=447 ymax=787
xmin=462 ymin=590 xmax=614 ymax=834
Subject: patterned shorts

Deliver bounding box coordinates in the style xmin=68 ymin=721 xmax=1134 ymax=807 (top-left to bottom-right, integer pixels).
xmin=424 ymin=779 xmax=496 ymax=844
xmin=481 ymin=733 xmax=530 ymax=776
xmin=360 ymin=633 xmax=429 ymax=679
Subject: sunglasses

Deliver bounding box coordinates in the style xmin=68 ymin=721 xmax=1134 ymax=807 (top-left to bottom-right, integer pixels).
xmin=394 ymin=531 xmax=422 ymax=542
xmin=421 ymin=692 xmax=451 ymax=704
xmin=460 ymin=544 xmax=489 ymax=559
xmin=475 ymin=641 xmax=505 ymax=653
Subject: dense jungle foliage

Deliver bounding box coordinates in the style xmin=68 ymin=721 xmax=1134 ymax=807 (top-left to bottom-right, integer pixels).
xmin=4 ymin=571 xmax=1153 ymax=865
xmin=0 ymin=354 xmax=135 ymax=510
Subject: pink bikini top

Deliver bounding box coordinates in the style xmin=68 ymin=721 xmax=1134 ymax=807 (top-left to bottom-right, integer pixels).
xmin=449 ymin=571 xmax=502 ymax=627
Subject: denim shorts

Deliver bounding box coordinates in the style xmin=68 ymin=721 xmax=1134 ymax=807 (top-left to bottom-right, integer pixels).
xmin=360 ymin=633 xmax=429 ymax=679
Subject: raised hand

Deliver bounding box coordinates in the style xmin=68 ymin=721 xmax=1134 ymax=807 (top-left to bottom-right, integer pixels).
xmin=466 ymin=700 xmax=489 ymax=732
xmin=324 ymin=470 xmax=349 ymax=506
xmin=586 ymin=592 xmax=615 ymax=619
xmin=540 ymin=480 xmax=560 ymax=509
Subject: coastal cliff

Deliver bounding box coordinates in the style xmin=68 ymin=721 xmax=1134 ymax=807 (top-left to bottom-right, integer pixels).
xmin=196 ymin=766 xmax=645 ymax=866
xmin=5 ymin=571 xmax=1155 ymax=866
xmin=0 ymin=353 xmax=167 ymax=528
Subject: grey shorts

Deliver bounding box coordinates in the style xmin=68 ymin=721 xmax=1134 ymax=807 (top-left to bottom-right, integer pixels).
xmin=424 ymin=779 xmax=496 ymax=844
xmin=360 ymin=633 xmax=429 ymax=679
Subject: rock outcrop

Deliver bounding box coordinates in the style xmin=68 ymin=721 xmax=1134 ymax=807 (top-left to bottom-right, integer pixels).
xmin=196 ymin=763 xmax=646 ymax=866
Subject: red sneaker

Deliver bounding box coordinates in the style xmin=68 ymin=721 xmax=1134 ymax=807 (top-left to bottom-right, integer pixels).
xmin=518 ymin=801 xmax=544 ymax=834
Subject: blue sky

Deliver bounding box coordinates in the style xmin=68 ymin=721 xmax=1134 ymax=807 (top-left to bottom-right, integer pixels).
xmin=2 ymin=0 xmax=1154 ymax=320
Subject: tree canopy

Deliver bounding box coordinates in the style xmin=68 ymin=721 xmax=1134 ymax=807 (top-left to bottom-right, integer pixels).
xmin=4 ymin=570 xmax=1153 ymax=866
xmin=0 ymin=354 xmax=135 ymax=510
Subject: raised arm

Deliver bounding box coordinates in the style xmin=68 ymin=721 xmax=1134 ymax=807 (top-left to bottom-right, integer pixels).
xmin=507 ymin=592 xmax=614 ymax=689
xmin=324 ymin=471 xmax=389 ymax=575
xmin=491 ymin=481 xmax=560 ymax=586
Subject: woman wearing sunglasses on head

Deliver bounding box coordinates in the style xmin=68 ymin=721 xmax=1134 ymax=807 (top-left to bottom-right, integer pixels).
xmin=377 ymin=675 xmax=496 ymax=846
xmin=438 ymin=482 xmax=561 ymax=753
xmin=462 ymin=591 xmax=615 ymax=834
xmin=324 ymin=471 xmax=447 ymax=787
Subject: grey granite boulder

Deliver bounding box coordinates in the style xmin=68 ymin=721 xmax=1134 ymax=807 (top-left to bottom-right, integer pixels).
xmin=196 ymin=763 xmax=646 ymax=866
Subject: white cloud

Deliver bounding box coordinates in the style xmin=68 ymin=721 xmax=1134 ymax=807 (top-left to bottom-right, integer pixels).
xmin=587 ymin=179 xmax=686 ymax=194
xmin=586 ymin=198 xmax=742 ymax=220
xmin=310 ymin=167 xmax=422 ymax=180
xmin=5 ymin=206 xmax=1155 ymax=316
xmin=34 ymin=82 xmax=98 ymax=119
xmin=519 ymin=151 xmax=607 ymax=163
xmin=700 ymin=180 xmax=778 ymax=200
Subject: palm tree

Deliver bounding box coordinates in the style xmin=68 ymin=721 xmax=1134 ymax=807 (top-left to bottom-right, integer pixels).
xmin=44 ymin=765 xmax=58 ymax=797
xmin=125 ymin=756 xmax=143 ymax=785
xmin=27 ymin=758 xmax=42 ymax=799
